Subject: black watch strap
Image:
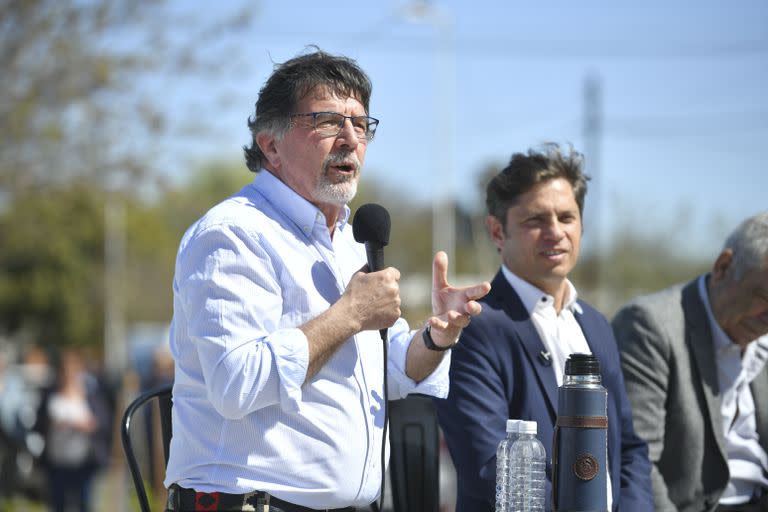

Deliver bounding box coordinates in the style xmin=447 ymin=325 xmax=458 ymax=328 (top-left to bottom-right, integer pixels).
xmin=422 ymin=324 xmax=455 ymax=352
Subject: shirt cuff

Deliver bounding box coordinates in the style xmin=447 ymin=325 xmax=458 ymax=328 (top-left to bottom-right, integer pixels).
xmin=264 ymin=327 xmax=309 ymax=412
xmin=386 ymin=321 xmax=451 ymax=399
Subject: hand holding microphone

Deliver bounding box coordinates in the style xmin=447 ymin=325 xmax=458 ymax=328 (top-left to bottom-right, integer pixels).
xmin=351 ymin=203 xmax=400 ymax=339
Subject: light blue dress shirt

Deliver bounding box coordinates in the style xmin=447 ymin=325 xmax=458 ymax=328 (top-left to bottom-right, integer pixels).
xmin=164 ymin=170 xmax=450 ymax=508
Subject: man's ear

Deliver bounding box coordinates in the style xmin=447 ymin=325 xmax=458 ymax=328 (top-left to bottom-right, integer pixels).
xmin=712 ymin=248 xmax=734 ymax=282
xmin=486 ymin=215 xmax=505 ymax=250
xmin=255 ymin=132 xmax=280 ymax=170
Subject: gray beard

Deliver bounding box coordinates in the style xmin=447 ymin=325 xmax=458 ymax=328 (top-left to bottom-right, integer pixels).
xmin=314 ymin=173 xmax=358 ymax=206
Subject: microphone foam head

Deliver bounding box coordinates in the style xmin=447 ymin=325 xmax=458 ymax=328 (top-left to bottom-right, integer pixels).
xmin=352 ymin=203 xmax=391 ymax=246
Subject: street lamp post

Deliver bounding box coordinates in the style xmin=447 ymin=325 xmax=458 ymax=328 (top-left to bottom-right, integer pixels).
xmin=402 ymin=1 xmax=457 ymax=280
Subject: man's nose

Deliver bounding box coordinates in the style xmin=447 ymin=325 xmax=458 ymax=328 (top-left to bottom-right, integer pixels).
xmin=335 ymin=118 xmax=361 ymax=148
xmin=543 ymin=220 xmax=565 ymax=239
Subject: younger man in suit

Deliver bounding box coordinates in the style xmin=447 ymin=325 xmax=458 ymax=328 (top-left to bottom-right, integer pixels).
xmin=613 ymin=211 xmax=768 ymax=512
xmin=435 ymin=143 xmax=653 ymax=511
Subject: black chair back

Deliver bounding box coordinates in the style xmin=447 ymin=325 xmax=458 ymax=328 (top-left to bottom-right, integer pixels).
xmin=121 ymin=384 xmax=173 ymax=512
xmin=388 ymin=394 xmax=440 ymax=512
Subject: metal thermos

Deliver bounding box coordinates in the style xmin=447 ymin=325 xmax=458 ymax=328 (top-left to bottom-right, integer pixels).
xmin=552 ymin=353 xmax=608 ymax=512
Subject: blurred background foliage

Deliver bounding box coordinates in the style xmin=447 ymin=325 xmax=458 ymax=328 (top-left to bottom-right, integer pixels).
xmin=0 ymin=0 xmax=712 ymax=358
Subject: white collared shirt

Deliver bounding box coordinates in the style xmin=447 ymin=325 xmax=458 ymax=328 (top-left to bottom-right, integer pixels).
xmin=500 ymin=266 xmax=588 ymax=386
xmin=698 ymin=275 xmax=768 ymax=505
xmin=164 ymin=170 xmax=449 ymax=508
xmin=500 ymin=265 xmax=613 ymax=509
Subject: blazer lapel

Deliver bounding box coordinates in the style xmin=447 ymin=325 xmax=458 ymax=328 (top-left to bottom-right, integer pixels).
xmin=574 ymin=308 xmax=611 ymax=381
xmin=490 ymin=272 xmax=558 ymax=417
xmin=682 ymin=280 xmax=727 ymax=458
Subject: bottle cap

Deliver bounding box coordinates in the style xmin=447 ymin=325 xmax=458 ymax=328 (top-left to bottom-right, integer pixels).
xmin=519 ymin=420 xmax=537 ymax=435
xmin=506 ymin=419 xmax=522 ymax=433
xmin=564 ymin=353 xmax=600 ymax=376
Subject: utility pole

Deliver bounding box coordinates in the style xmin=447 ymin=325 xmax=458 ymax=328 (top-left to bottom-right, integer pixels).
xmin=403 ymin=1 xmax=456 ymax=280
xmin=582 ymin=74 xmax=602 ymax=300
xmin=104 ymin=198 xmax=127 ymax=381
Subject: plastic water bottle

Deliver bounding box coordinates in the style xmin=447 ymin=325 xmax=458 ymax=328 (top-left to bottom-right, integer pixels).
xmin=495 ymin=419 xmax=521 ymax=512
xmin=509 ymin=420 xmax=546 ymax=512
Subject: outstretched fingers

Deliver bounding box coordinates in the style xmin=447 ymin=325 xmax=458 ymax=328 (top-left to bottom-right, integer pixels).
xmin=432 ymin=251 xmax=450 ymax=292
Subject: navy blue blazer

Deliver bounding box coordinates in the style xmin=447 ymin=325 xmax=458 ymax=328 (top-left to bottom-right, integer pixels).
xmin=435 ymin=271 xmax=653 ymax=511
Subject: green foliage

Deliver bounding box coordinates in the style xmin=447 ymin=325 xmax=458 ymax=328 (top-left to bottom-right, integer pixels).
xmin=1 ymin=1 xmax=162 ymax=191
xmin=0 ymin=183 xmax=105 ymax=346
xmin=123 ymin=161 xmax=252 ymax=323
xmin=0 ymin=0 xmax=251 ymax=351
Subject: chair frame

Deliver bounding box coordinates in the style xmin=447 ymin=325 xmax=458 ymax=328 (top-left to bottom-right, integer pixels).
xmin=121 ymin=383 xmax=173 ymax=512
xmin=120 ymin=385 xmax=439 ymax=512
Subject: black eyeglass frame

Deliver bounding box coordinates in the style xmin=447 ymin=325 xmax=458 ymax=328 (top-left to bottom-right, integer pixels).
xmin=288 ymin=111 xmax=379 ymax=141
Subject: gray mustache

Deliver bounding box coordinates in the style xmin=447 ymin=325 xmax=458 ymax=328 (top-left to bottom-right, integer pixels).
xmin=324 ymin=152 xmax=360 ymax=171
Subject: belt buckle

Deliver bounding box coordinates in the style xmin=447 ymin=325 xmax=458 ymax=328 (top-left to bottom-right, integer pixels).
xmin=245 ymin=489 xmax=269 ymax=512
xmin=167 ymin=485 xmax=180 ymax=509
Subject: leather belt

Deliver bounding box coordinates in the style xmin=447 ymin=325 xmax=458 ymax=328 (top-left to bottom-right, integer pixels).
xmin=555 ymin=415 xmax=608 ymax=429
xmin=166 ymin=484 xmax=358 ymax=512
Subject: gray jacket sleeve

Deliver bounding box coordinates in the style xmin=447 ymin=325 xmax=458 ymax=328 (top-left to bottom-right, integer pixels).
xmin=612 ymin=303 xmax=679 ymax=512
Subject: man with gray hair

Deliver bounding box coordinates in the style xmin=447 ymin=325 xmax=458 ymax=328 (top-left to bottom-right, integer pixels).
xmin=613 ymin=211 xmax=768 ymax=512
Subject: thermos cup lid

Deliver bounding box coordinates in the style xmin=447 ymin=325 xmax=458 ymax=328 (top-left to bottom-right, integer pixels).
xmin=564 ymin=353 xmax=600 ymax=376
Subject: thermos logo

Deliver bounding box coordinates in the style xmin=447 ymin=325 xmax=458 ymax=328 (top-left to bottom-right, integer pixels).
xmin=572 ymin=453 xmax=599 ymax=481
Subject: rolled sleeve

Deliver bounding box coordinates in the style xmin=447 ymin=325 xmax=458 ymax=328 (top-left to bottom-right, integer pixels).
xmin=264 ymin=327 xmax=309 ymax=412
xmin=177 ymin=221 xmax=312 ymax=418
xmin=386 ymin=319 xmax=451 ymax=400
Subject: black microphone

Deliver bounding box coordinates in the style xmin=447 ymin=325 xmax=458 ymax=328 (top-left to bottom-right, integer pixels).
xmin=352 ymin=203 xmax=391 ymax=341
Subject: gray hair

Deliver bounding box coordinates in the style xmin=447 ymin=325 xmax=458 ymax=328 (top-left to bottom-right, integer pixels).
xmin=723 ymin=211 xmax=768 ymax=281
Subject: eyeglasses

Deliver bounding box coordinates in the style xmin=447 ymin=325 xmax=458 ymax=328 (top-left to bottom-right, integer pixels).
xmin=289 ymin=111 xmax=379 ymax=142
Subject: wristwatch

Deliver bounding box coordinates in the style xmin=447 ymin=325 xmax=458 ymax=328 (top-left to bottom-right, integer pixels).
xmin=422 ymin=324 xmax=456 ymax=352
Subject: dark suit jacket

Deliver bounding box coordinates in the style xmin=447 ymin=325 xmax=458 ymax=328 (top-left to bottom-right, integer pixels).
xmin=435 ymin=271 xmax=653 ymax=511
xmin=612 ymin=278 xmax=768 ymax=512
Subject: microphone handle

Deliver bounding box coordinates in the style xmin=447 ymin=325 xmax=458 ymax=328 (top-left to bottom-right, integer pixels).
xmin=365 ymin=245 xmax=385 ymax=273
xmin=364 ymin=244 xmax=388 ymax=342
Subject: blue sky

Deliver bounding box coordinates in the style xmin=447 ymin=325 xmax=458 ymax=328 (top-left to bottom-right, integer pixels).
xmin=155 ymin=0 xmax=767 ymax=259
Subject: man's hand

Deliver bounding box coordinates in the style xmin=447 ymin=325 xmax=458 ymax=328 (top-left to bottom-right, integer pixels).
xmin=427 ymin=251 xmax=491 ymax=348
xmin=302 ymin=264 xmax=401 ymax=381
xmin=343 ymin=265 xmax=402 ymax=333
xmin=406 ymin=251 xmax=491 ymax=381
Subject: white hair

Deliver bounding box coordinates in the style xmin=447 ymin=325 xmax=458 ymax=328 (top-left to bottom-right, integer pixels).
xmin=723 ymin=211 xmax=768 ymax=281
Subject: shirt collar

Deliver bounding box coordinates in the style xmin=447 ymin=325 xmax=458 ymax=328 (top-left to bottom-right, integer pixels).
xmin=699 ymin=274 xmax=768 ymax=379
xmin=500 ymin=264 xmax=582 ymax=315
xmin=698 ymin=274 xmax=738 ymax=355
xmin=252 ymin=170 xmax=351 ymax=235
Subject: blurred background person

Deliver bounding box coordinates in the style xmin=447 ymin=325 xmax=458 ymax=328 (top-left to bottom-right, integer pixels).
xmin=613 ymin=211 xmax=768 ymax=512
xmin=0 ymin=345 xmax=54 ymax=504
xmin=33 ymin=349 xmax=112 ymax=512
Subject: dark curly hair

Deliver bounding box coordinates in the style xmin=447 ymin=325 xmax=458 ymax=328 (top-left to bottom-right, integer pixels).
xmin=486 ymin=143 xmax=590 ymax=228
